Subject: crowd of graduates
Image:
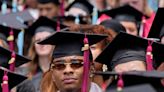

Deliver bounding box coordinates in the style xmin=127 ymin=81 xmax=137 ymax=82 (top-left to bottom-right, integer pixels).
xmin=0 ymin=0 xmax=164 ymax=92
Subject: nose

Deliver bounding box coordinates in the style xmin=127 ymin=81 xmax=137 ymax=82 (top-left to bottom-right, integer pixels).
xmin=63 ymin=64 xmax=74 ymax=75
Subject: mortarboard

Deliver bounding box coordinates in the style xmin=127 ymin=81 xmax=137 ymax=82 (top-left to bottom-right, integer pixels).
xmin=0 ymin=45 xmax=31 ymax=69
xmin=66 ymin=0 xmax=94 ymax=15
xmin=38 ymin=30 xmax=107 ymax=92
xmin=94 ymin=71 xmax=164 ymax=92
xmin=148 ymin=8 xmax=164 ymax=40
xmin=100 ymin=19 xmax=126 ymax=33
xmin=95 ymin=32 xmax=164 ymax=70
xmin=37 ymin=0 xmax=60 ymax=5
xmin=26 ymin=16 xmax=67 ymax=36
xmin=0 ymin=66 xmax=27 ymax=91
xmin=100 ymin=5 xmax=147 ymax=28
xmin=0 ymin=9 xmax=35 ymax=24
xmin=108 ymin=84 xmax=156 ymax=92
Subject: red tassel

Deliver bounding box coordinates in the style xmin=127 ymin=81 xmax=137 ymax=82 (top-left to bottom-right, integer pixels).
xmin=81 ymin=35 xmax=90 ymax=92
xmin=101 ymin=82 xmax=107 ymax=92
xmin=146 ymin=40 xmax=154 ymax=71
xmin=2 ymin=71 xmax=9 ymax=92
xmin=8 ymin=52 xmax=16 ymax=71
xmin=56 ymin=19 xmax=60 ymax=32
xmin=7 ymin=29 xmax=14 ymax=51
xmin=117 ymin=74 xmax=124 ymax=92
xmin=60 ymin=0 xmax=65 ymax=16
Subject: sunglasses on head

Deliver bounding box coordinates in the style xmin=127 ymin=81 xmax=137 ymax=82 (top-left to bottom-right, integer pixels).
xmin=51 ymin=59 xmax=84 ymax=70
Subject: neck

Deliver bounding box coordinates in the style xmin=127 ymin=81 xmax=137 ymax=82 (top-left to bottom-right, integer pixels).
xmin=38 ymin=56 xmax=50 ymax=73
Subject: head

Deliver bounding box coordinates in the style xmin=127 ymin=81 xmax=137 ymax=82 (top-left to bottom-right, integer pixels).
xmin=28 ymin=26 xmax=55 ymax=75
xmin=37 ymin=0 xmax=60 ymax=19
xmin=66 ymin=1 xmax=93 ymax=17
xmin=112 ymin=48 xmax=146 ymax=73
xmin=50 ymin=41 xmax=93 ymax=92
xmin=115 ymin=15 xmax=139 ymax=36
xmin=100 ymin=19 xmax=126 ymax=42
xmin=118 ymin=0 xmax=147 ymax=12
xmin=33 ymin=27 xmax=54 ymax=56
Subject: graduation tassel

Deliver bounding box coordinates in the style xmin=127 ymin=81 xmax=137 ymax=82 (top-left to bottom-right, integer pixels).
xmin=12 ymin=0 xmax=17 ymax=13
xmin=92 ymin=7 xmax=98 ymax=24
xmin=146 ymin=40 xmax=154 ymax=71
xmin=75 ymin=15 xmax=80 ymax=24
xmin=81 ymin=35 xmax=90 ymax=92
xmin=7 ymin=29 xmax=14 ymax=51
xmin=117 ymin=74 xmax=124 ymax=92
xmin=17 ymin=29 xmax=24 ymax=55
xmin=2 ymin=71 xmax=9 ymax=92
xmin=60 ymin=0 xmax=65 ymax=16
xmin=8 ymin=52 xmax=16 ymax=71
xmin=7 ymin=29 xmax=16 ymax=71
xmin=1 ymin=0 xmax=7 ymax=14
xmin=56 ymin=19 xmax=60 ymax=32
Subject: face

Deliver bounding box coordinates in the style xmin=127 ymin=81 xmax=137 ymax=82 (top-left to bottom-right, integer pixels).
xmin=34 ymin=31 xmax=54 ymax=56
xmin=67 ymin=7 xmax=87 ymax=16
xmin=51 ymin=56 xmax=84 ymax=92
xmin=90 ymin=42 xmax=104 ymax=61
xmin=161 ymin=36 xmax=164 ymax=44
xmin=114 ymin=60 xmax=146 ymax=73
xmin=119 ymin=0 xmax=145 ymax=12
xmin=120 ymin=21 xmax=138 ymax=36
xmin=38 ymin=3 xmax=59 ymax=19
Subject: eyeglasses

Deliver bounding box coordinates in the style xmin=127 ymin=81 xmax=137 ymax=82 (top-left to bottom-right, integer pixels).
xmin=51 ymin=59 xmax=84 ymax=70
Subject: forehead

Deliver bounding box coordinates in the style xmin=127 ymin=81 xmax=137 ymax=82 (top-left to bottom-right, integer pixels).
xmin=53 ymin=56 xmax=84 ymax=61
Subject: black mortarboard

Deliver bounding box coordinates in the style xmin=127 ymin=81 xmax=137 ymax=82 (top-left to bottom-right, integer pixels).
xmin=0 ymin=66 xmax=27 ymax=91
xmin=108 ymin=84 xmax=156 ymax=92
xmin=26 ymin=16 xmax=67 ymax=36
xmin=94 ymin=71 xmax=164 ymax=92
xmin=0 ymin=45 xmax=31 ymax=68
xmin=100 ymin=19 xmax=126 ymax=33
xmin=37 ymin=0 xmax=60 ymax=5
xmin=66 ymin=0 xmax=94 ymax=15
xmin=148 ymin=8 xmax=164 ymax=40
xmin=100 ymin=5 xmax=146 ymax=24
xmin=95 ymin=32 xmax=164 ymax=70
xmin=38 ymin=30 xmax=107 ymax=58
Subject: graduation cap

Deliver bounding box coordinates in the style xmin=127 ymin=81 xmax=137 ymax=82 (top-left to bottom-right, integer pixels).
xmin=108 ymin=84 xmax=156 ymax=92
xmin=37 ymin=0 xmax=60 ymax=5
xmin=0 ymin=9 xmax=35 ymax=24
xmin=95 ymin=32 xmax=164 ymax=71
xmin=26 ymin=16 xmax=67 ymax=36
xmin=0 ymin=45 xmax=31 ymax=69
xmin=38 ymin=30 xmax=107 ymax=92
xmin=100 ymin=19 xmax=126 ymax=33
xmin=0 ymin=66 xmax=27 ymax=91
xmin=94 ymin=71 xmax=164 ymax=92
xmin=148 ymin=8 xmax=164 ymax=40
xmin=100 ymin=5 xmax=147 ymax=28
xmin=66 ymin=0 xmax=94 ymax=16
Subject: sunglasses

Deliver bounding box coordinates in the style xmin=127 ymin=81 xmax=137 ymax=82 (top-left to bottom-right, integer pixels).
xmin=51 ymin=59 xmax=84 ymax=70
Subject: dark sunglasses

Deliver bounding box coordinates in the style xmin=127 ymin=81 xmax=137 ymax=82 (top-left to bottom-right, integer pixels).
xmin=51 ymin=59 xmax=84 ymax=70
